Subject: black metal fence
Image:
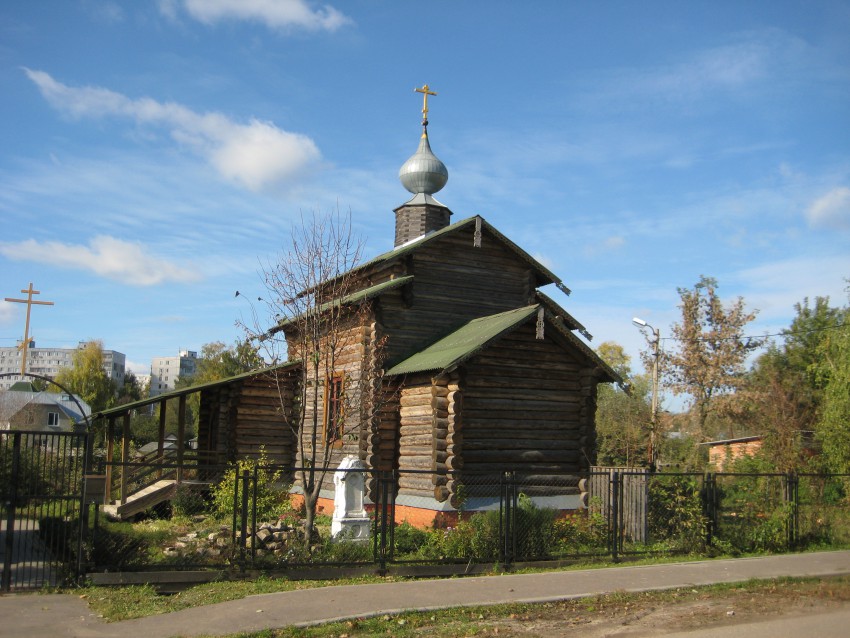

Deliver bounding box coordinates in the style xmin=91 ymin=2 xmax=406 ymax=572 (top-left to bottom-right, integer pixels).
xmin=77 ymin=462 xmax=850 ymax=579
xmin=1 ymin=431 xmax=88 ymax=591
xmin=4 ymin=440 xmax=849 ymax=589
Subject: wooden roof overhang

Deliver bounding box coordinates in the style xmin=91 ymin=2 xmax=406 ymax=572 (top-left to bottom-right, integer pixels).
xmin=385 ymin=304 xmax=621 ymax=385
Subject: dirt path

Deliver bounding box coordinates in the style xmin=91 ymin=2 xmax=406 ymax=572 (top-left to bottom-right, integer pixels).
xmin=402 ymin=577 xmax=850 ymax=637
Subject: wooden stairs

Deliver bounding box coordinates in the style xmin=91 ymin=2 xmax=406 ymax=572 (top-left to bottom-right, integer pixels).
xmin=103 ymin=479 xmax=177 ymax=520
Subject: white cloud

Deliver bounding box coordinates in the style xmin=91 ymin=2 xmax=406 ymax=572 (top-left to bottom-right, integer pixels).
xmin=23 ymin=69 xmax=321 ymax=191
xmin=737 ymin=256 xmax=850 ymax=321
xmin=806 ymin=187 xmax=850 ymax=230
xmin=0 ymin=236 xmax=201 ymax=286
xmin=125 ymin=360 xmax=151 ymax=375
xmin=0 ymin=301 xmax=17 ymax=326
xmin=164 ymin=0 xmax=351 ymax=32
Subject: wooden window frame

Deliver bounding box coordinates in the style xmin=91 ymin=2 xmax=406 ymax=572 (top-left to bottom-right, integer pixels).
xmin=324 ymin=373 xmax=344 ymax=447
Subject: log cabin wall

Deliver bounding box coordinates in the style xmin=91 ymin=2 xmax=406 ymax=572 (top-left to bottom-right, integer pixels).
xmin=196 ymin=366 xmax=301 ymax=467
xmin=373 ymin=226 xmax=540 ymax=365
xmin=396 ymin=376 xmax=434 ymax=498
xmin=289 ymin=313 xmax=382 ymax=492
xmin=231 ymin=372 xmax=298 ymax=466
xmin=433 ymin=371 xmax=462 ymax=503
xmin=458 ymin=321 xmax=593 ymax=489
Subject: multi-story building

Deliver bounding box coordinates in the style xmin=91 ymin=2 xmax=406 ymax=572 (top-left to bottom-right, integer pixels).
xmin=0 ymin=341 xmax=126 ymax=391
xmin=149 ymin=350 xmax=197 ymax=397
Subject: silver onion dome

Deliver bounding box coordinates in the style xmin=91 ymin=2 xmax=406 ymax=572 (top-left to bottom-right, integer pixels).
xmin=398 ymin=130 xmax=448 ymax=195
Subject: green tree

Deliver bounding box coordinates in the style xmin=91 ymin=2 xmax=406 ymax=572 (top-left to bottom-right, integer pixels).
xmin=741 ymin=295 xmax=844 ymax=472
xmin=663 ymin=276 xmax=763 ymax=441
xmin=594 ymin=342 xmax=652 ymax=467
xmin=116 ymin=370 xmax=143 ymax=405
xmin=52 ymin=340 xmax=116 ymax=413
xmin=193 ymin=339 xmax=264 ymax=384
xmin=813 ymin=288 xmax=850 ymax=474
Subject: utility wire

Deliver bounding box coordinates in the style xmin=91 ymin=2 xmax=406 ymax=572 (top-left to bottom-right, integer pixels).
xmin=657 ymin=320 xmax=848 ymax=345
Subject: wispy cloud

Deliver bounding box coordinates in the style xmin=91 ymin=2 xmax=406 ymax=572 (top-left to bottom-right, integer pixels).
xmin=806 ymin=187 xmax=850 ymax=230
xmin=575 ymin=29 xmax=806 ymax=110
xmin=0 ymin=301 xmax=17 ymax=326
xmin=23 ymin=69 xmax=321 ymax=191
xmin=159 ymin=0 xmax=351 ymax=32
xmin=0 ymin=236 xmax=200 ymax=286
xmin=737 ymin=256 xmax=850 ymax=321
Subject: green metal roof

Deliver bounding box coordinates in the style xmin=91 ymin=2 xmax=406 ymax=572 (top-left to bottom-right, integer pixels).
xmin=93 ymin=360 xmax=302 ymax=419
xmin=273 ymin=275 xmax=413 ymax=332
xmin=385 ymin=302 xmax=621 ymax=384
xmin=386 ymin=305 xmax=540 ymax=376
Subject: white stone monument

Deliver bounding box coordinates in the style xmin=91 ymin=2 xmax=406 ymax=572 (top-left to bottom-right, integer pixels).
xmin=331 ymin=456 xmax=371 ymax=541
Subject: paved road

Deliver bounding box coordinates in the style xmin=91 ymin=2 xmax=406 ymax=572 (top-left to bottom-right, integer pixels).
xmin=1 ymin=550 xmax=849 ymax=637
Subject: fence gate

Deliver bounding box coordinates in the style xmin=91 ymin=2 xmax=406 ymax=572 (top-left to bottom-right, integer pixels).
xmin=1 ymin=431 xmax=88 ymax=591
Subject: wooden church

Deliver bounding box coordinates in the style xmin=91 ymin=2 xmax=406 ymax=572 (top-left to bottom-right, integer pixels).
xmin=269 ymin=87 xmax=619 ymax=519
xmin=94 ymin=87 xmax=618 ymax=522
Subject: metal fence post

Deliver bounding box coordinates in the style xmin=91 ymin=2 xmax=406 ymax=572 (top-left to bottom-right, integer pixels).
xmin=239 ymin=469 xmax=250 ymax=569
xmin=703 ymin=473 xmax=717 ymax=548
xmin=372 ymin=470 xmax=394 ymax=573
xmin=499 ymin=471 xmax=517 ymax=568
xmin=610 ymin=470 xmax=620 ymax=562
xmin=785 ymin=472 xmax=799 ymax=549
xmin=2 ymin=433 xmax=21 ymax=592
xmin=251 ymin=464 xmax=259 ymax=564
xmin=75 ymin=432 xmax=90 ymax=583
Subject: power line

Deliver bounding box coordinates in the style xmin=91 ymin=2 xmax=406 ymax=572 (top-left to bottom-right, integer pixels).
xmin=658 ymin=321 xmax=848 ymax=345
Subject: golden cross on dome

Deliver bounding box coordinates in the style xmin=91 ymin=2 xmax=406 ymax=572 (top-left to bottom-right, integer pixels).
xmin=414 ymin=84 xmax=437 ymax=124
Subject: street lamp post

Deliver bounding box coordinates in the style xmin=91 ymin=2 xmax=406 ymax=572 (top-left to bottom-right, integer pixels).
xmin=633 ymin=317 xmax=660 ymax=471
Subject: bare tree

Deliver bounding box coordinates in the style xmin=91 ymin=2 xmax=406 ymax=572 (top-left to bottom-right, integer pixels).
xmin=242 ymin=210 xmax=386 ymax=541
xmin=662 ymin=276 xmax=764 ymax=440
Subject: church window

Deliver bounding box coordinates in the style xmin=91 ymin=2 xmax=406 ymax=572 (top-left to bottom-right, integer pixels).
xmin=324 ymin=374 xmax=344 ymax=446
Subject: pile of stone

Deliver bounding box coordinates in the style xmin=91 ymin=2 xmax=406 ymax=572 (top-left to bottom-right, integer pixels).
xmin=161 ymin=520 xmax=307 ymax=560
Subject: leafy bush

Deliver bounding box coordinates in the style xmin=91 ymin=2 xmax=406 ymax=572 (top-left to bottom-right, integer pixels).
xmin=210 ymin=450 xmax=291 ymax=522
xmin=420 ymin=511 xmax=501 ymax=561
xmin=648 ymin=475 xmax=707 ymax=552
xmin=552 ymin=504 xmax=608 ymax=554
xmin=513 ymin=493 xmax=558 ymax=559
xmin=393 ymin=521 xmax=431 ymax=556
xmin=171 ymin=484 xmax=207 ymax=518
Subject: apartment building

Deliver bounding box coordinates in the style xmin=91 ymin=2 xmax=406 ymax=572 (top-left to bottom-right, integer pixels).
xmin=0 ymin=341 xmax=126 ymax=391
xmin=149 ymin=350 xmax=197 ymax=397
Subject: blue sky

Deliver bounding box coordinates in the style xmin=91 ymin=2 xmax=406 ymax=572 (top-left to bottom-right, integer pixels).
xmin=1 ymin=1 xmax=849 ymax=403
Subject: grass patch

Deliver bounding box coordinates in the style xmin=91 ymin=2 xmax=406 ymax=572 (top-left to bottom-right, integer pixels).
xmin=79 ymin=574 xmax=395 ymax=622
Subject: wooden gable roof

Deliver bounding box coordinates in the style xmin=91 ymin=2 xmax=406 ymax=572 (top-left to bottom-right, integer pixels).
xmin=355 ymin=215 xmax=572 ymax=296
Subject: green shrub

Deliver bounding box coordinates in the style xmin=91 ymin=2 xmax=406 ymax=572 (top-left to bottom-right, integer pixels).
xmin=514 ymin=493 xmax=558 ymax=559
xmin=210 ymin=450 xmax=291 ymax=522
xmin=553 ymin=505 xmax=608 ymax=553
xmin=393 ymin=521 xmax=431 ymax=556
xmin=648 ymin=475 xmax=707 ymax=552
xmin=171 ymin=484 xmax=207 ymax=517
xmin=420 ymin=511 xmax=501 ymax=561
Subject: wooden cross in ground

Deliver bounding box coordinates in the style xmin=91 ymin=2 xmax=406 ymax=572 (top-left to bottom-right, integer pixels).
xmin=4 ymin=282 xmax=54 ymax=376
xmin=414 ymin=84 xmax=437 ymax=125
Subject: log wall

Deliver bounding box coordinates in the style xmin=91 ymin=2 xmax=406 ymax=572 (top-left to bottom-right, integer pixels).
xmin=376 ymin=225 xmax=540 ymax=364
xmin=196 ymin=366 xmax=301 ymax=467
xmin=460 ymin=321 xmax=599 ymax=478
